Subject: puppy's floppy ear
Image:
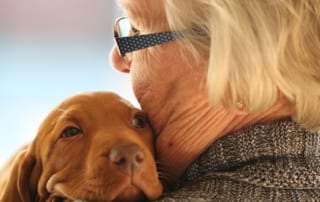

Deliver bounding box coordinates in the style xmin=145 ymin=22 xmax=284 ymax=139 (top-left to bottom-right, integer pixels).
xmin=1 ymin=147 xmax=41 ymax=202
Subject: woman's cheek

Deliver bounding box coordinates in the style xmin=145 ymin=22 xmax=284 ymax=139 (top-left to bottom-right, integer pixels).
xmin=130 ymin=63 xmax=151 ymax=97
xmin=129 ymin=46 xmax=180 ymax=101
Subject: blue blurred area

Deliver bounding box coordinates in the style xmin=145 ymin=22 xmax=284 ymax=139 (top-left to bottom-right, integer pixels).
xmin=0 ymin=38 xmax=137 ymax=166
xmin=0 ymin=1 xmax=136 ymax=166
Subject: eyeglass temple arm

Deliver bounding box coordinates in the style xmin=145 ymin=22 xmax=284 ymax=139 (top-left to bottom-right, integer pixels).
xmin=115 ymin=31 xmax=180 ymax=56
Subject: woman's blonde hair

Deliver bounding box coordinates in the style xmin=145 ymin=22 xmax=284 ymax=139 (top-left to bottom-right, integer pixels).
xmin=164 ymin=0 xmax=320 ymax=130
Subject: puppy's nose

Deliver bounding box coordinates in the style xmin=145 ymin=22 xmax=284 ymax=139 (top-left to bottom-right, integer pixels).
xmin=109 ymin=144 xmax=145 ymax=173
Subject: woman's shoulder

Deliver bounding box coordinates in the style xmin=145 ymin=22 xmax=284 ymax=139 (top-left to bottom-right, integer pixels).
xmin=156 ymin=175 xmax=320 ymax=201
xmin=156 ymin=119 xmax=320 ymax=201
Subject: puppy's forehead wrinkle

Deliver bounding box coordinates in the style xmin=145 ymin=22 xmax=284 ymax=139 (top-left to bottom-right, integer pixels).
xmin=50 ymin=108 xmax=68 ymax=126
xmin=49 ymin=105 xmax=133 ymax=130
xmin=63 ymin=93 xmax=137 ymax=111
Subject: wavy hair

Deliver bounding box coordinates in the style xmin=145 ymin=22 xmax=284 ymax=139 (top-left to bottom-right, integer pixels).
xmin=164 ymin=0 xmax=320 ymax=130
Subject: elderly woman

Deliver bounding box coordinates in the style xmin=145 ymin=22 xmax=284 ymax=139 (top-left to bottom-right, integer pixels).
xmin=110 ymin=0 xmax=320 ymax=201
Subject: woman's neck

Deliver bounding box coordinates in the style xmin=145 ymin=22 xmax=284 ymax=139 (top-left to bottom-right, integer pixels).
xmin=155 ymin=96 xmax=292 ymax=181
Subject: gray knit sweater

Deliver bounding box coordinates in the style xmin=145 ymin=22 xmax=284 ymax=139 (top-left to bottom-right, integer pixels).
xmin=155 ymin=119 xmax=320 ymax=202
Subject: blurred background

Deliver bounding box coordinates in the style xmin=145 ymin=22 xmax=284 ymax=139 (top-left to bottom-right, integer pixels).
xmin=0 ymin=0 xmax=137 ymax=166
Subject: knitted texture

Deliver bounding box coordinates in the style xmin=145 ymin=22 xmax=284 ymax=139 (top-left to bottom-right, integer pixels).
xmin=155 ymin=119 xmax=320 ymax=202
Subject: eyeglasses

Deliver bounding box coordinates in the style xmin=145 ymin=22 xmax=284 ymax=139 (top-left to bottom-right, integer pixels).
xmin=113 ymin=17 xmax=201 ymax=57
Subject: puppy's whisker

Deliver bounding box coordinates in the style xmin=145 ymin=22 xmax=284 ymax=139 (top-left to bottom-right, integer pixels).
xmin=155 ymin=162 xmax=177 ymax=190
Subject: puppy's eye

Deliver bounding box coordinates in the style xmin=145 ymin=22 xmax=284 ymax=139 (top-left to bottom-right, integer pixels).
xmin=132 ymin=114 xmax=148 ymax=128
xmin=61 ymin=126 xmax=82 ymax=138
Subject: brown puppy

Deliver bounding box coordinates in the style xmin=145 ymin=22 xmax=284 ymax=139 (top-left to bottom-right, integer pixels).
xmin=0 ymin=91 xmax=163 ymax=202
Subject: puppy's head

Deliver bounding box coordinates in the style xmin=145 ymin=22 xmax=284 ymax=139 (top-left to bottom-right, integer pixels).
xmin=11 ymin=91 xmax=163 ymax=201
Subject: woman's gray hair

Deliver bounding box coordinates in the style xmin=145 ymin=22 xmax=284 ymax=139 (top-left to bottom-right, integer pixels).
xmin=164 ymin=0 xmax=320 ymax=130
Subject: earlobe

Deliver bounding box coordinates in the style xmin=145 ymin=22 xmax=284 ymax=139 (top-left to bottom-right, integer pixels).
xmin=232 ymin=102 xmax=249 ymax=115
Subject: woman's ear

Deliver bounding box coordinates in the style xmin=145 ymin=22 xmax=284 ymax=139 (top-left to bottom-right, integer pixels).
xmin=1 ymin=146 xmax=41 ymax=202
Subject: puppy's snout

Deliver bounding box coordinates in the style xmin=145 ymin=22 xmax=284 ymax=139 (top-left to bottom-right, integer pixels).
xmin=109 ymin=144 xmax=145 ymax=173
